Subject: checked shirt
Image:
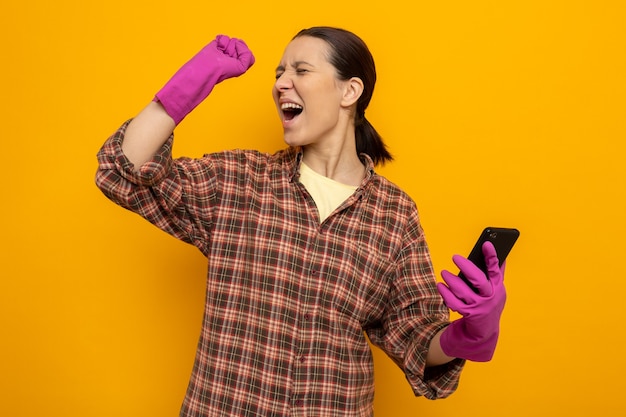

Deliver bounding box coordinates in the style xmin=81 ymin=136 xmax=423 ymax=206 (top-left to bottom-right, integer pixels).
xmin=95 ymin=121 xmax=464 ymax=417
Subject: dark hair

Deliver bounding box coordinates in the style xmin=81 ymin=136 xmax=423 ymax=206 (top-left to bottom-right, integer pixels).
xmin=294 ymin=27 xmax=393 ymax=166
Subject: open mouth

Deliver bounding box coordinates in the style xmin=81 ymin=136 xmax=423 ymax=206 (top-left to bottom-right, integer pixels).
xmin=281 ymin=102 xmax=303 ymax=122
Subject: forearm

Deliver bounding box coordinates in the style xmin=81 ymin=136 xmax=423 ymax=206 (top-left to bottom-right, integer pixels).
xmin=122 ymin=101 xmax=176 ymax=169
xmin=426 ymin=328 xmax=455 ymax=367
xmin=119 ymin=36 xmax=254 ymax=170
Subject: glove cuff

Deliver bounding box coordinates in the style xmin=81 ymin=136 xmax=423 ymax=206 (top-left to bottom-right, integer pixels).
xmin=440 ymin=319 xmax=499 ymax=362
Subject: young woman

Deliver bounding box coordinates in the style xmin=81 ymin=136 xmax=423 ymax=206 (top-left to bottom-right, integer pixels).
xmin=96 ymin=26 xmax=506 ymax=417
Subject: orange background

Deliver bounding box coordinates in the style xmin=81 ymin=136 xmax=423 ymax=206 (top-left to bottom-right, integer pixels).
xmin=2 ymin=1 xmax=625 ymax=416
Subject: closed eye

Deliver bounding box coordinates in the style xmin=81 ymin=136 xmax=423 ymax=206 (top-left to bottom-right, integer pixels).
xmin=275 ymin=64 xmax=311 ymax=79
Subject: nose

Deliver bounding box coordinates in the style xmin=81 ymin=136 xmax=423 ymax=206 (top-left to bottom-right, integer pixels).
xmin=274 ymin=71 xmax=293 ymax=91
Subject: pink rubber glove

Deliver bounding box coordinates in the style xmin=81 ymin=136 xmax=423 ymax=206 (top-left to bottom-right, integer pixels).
xmin=437 ymin=241 xmax=506 ymax=362
xmin=154 ymin=35 xmax=255 ymax=125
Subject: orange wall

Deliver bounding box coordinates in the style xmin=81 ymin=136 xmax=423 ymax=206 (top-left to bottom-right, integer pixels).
xmin=2 ymin=1 xmax=625 ymax=416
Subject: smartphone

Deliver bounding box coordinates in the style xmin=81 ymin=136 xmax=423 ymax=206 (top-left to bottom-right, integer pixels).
xmin=458 ymin=227 xmax=520 ymax=290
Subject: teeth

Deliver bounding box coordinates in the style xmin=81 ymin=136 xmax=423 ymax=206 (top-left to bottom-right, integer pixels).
xmin=281 ymin=102 xmax=303 ymax=111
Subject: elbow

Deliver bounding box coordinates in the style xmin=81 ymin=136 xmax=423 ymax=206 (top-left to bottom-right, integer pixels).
xmin=94 ymin=168 xmax=135 ymax=208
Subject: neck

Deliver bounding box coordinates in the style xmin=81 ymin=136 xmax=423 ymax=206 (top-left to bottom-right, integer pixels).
xmin=302 ymin=141 xmax=365 ymax=186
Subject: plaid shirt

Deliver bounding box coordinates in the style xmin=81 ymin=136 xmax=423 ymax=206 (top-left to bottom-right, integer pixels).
xmin=96 ymin=121 xmax=464 ymax=417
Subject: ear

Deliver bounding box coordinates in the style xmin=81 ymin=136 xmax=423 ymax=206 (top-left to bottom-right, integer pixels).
xmin=341 ymin=77 xmax=364 ymax=108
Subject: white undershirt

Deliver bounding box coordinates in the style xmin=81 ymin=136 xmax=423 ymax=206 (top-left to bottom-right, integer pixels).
xmin=299 ymin=162 xmax=358 ymax=222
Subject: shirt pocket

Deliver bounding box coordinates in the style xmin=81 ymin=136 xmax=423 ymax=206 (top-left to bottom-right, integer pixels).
xmin=325 ymin=242 xmax=396 ymax=326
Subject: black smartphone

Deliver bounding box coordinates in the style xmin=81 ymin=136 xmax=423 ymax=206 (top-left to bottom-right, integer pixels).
xmin=458 ymin=227 xmax=520 ymax=290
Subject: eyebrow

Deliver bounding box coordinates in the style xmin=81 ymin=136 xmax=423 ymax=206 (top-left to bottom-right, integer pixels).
xmin=275 ymin=61 xmax=314 ymax=72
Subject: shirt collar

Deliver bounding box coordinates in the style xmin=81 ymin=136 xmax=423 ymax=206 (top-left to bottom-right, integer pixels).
xmin=285 ymin=147 xmax=304 ymax=183
xmin=286 ymin=146 xmax=376 ymax=186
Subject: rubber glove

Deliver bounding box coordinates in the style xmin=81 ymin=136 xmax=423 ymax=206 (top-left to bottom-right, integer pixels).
xmin=437 ymin=241 xmax=506 ymax=362
xmin=154 ymin=35 xmax=255 ymax=125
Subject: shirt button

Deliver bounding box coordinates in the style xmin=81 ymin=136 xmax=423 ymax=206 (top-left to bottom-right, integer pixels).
xmin=303 ymin=313 xmax=312 ymax=321
xmin=311 ymin=269 xmax=318 ymax=276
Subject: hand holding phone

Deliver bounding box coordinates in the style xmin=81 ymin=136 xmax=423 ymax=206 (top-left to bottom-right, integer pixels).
xmin=436 ymin=227 xmax=519 ymax=361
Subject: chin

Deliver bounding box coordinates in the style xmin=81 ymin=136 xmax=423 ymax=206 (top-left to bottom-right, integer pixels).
xmin=282 ymin=132 xmax=309 ymax=148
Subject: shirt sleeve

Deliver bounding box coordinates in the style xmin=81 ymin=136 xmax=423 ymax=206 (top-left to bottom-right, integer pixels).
xmin=366 ymin=210 xmax=465 ymax=400
xmin=95 ymin=120 xmax=217 ymax=255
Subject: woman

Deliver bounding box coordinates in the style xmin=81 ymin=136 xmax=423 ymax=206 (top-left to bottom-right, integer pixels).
xmin=96 ymin=26 xmax=506 ymax=417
